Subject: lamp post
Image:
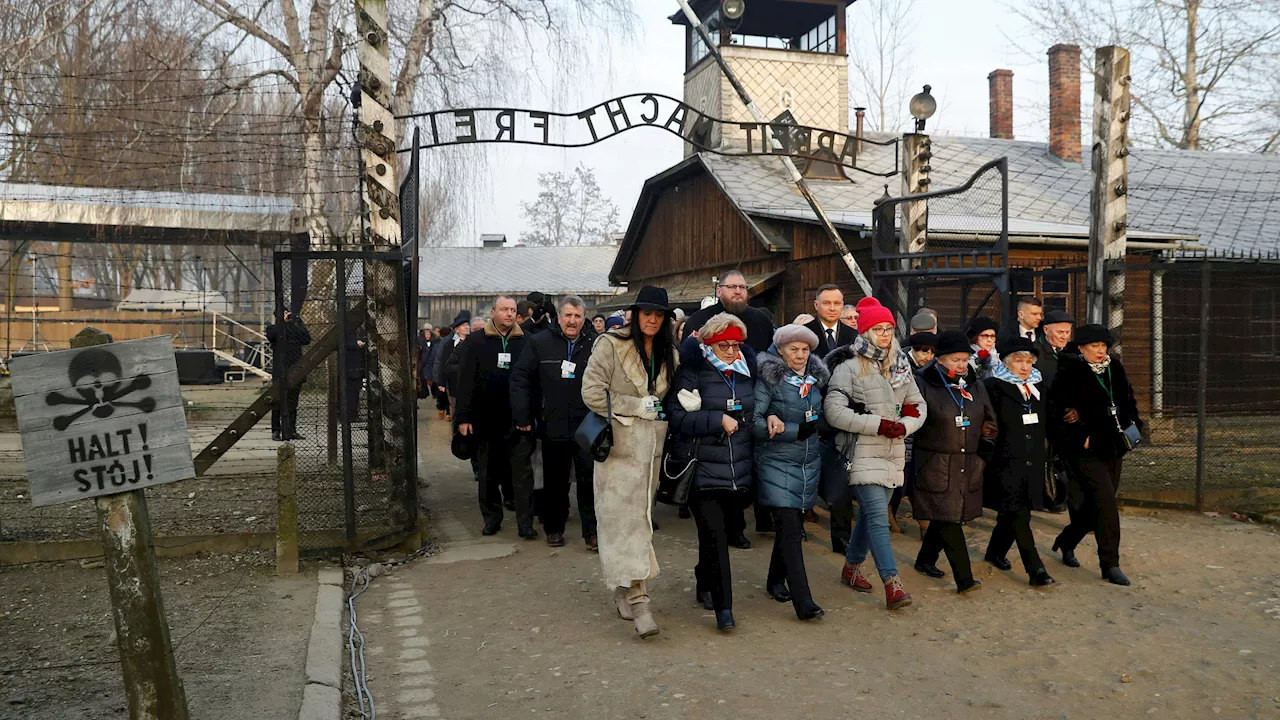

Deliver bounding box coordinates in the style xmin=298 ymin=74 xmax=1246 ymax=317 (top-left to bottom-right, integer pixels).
xmin=909 ymin=85 xmax=937 ymax=133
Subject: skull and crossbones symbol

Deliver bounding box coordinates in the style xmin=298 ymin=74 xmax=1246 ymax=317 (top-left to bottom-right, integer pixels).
xmin=45 ymin=348 xmax=156 ymax=431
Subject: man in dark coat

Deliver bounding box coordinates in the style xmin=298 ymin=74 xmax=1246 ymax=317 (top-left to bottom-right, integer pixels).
xmin=680 ymin=270 xmax=774 ymax=352
xmin=518 ymin=292 xmax=555 ymax=336
xmin=267 ymin=309 xmax=311 ymax=441
xmin=341 ymin=323 xmax=368 ymax=424
xmin=433 ymin=311 xmax=471 ymax=405
xmin=805 ymin=284 xmax=858 ymax=358
xmin=997 ymin=296 xmax=1044 ymax=347
xmin=510 ymin=295 xmax=597 ymax=549
xmin=808 ymin=285 xmax=859 ymax=552
xmin=1035 ymin=309 xmax=1075 ymax=512
xmin=416 ymin=324 xmax=434 ymax=399
xmin=455 ymin=297 xmax=534 ymax=538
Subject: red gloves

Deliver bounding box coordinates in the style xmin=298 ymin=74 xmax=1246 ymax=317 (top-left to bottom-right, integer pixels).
xmin=977 ymin=349 xmax=990 ymax=361
xmin=877 ymin=419 xmax=907 ymax=438
xmin=900 ymin=403 xmax=920 ymax=419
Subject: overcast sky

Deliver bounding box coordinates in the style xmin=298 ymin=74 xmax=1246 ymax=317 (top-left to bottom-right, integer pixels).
xmin=453 ymin=0 xmax=1066 ymax=246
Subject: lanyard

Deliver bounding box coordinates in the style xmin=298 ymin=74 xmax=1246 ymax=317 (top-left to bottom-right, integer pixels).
xmin=1093 ymin=366 xmax=1114 ymax=403
xmin=566 ymin=337 xmax=577 ymax=358
xmin=499 ymin=333 xmax=509 ymax=354
xmin=937 ymin=366 xmax=965 ymax=412
xmin=719 ymin=370 xmax=736 ymax=398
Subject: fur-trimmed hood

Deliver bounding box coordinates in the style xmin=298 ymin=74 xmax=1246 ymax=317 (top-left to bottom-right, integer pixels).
xmin=678 ymin=335 xmax=757 ymax=374
xmin=823 ymin=343 xmax=858 ymax=373
xmin=758 ymin=346 xmax=830 ymax=387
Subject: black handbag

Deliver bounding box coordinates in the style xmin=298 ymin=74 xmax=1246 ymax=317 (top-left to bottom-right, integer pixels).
xmin=575 ymin=391 xmax=613 ymax=462
xmin=657 ymin=436 xmax=698 ymax=506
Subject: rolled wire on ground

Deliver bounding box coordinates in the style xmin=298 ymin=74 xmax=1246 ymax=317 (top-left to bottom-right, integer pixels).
xmin=345 ymin=539 xmax=437 ymax=720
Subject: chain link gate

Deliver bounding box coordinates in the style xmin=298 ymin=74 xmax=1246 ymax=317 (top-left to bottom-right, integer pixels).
xmin=272 ymin=249 xmax=418 ymax=555
xmin=872 ymin=158 xmax=1011 ymax=329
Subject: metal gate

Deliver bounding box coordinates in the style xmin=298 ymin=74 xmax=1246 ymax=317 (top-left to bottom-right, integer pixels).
xmin=871 ymin=158 xmax=1011 ymax=329
xmin=272 ymin=248 xmax=418 ymax=555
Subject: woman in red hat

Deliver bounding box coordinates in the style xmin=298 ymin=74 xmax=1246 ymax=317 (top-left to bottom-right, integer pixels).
xmin=824 ymin=301 xmax=927 ymax=611
xmin=666 ymin=313 xmax=757 ymax=631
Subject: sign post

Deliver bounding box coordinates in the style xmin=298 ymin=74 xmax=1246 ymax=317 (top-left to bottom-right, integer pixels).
xmin=11 ymin=329 xmax=191 ymax=720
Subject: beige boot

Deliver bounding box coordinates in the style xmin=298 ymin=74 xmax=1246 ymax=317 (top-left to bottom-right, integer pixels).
xmin=613 ymin=587 xmax=634 ymax=621
xmin=626 ymin=582 xmax=659 ymax=638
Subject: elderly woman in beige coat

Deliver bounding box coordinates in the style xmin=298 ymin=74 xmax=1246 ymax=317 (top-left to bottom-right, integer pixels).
xmin=580 ymin=286 xmax=679 ymax=638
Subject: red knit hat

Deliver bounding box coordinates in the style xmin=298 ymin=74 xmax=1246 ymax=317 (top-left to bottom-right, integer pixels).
xmin=855 ymin=296 xmax=882 ymax=312
xmin=857 ymin=304 xmax=896 ymax=334
xmin=702 ymin=324 xmax=745 ymax=345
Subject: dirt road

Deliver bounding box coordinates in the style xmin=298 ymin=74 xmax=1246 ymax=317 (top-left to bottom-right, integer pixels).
xmin=349 ymin=417 xmax=1280 ymax=719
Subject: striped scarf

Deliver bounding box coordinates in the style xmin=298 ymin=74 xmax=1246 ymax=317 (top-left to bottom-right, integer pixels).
xmin=992 ymin=361 xmax=1043 ymax=400
xmin=702 ymin=343 xmax=751 ymax=377
xmin=783 ymin=373 xmax=818 ymax=398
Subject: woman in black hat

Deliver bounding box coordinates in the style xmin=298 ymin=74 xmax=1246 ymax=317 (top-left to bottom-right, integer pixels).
xmin=981 ymin=336 xmax=1055 ymax=586
xmin=911 ymin=329 xmax=997 ymax=594
xmin=1047 ymin=324 xmax=1142 ymax=586
xmin=580 ymin=285 xmax=680 ymax=637
xmin=965 ymin=316 xmax=1001 ymax=380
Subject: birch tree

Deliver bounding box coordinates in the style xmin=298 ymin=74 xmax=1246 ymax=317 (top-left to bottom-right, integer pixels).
xmin=847 ymin=0 xmax=916 ymax=133
xmin=1012 ymin=0 xmax=1280 ymax=152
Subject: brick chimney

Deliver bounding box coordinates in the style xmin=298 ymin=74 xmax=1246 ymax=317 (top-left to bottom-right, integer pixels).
xmin=1047 ymin=44 xmax=1082 ymax=162
xmin=988 ymin=69 xmax=1014 ymax=139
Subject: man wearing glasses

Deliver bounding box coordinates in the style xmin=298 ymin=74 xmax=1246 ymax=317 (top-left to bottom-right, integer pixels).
xmin=680 ymin=270 xmax=775 ymax=353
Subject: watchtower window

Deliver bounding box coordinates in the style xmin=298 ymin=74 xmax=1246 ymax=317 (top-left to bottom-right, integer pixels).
xmin=679 ymin=1 xmax=850 ymax=72
xmin=798 ymin=15 xmax=838 ymax=54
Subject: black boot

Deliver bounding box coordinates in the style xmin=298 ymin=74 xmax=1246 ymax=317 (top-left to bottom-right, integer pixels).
xmin=1030 ymin=569 xmax=1057 ymax=587
xmin=914 ymin=561 xmax=946 ymax=578
xmin=984 ymin=554 xmax=1012 ymax=571
xmin=765 ymin=581 xmax=791 ymax=603
xmin=696 ymin=591 xmax=714 ymax=610
xmin=956 ymin=578 xmax=983 ymax=594
xmin=715 ymin=609 xmax=736 ymax=631
xmin=793 ymin=598 xmax=824 ymax=621
xmin=728 ymin=532 xmax=752 ymax=549
xmin=1051 ymin=538 xmax=1080 ymax=568
xmin=1102 ymin=567 xmax=1131 ymax=586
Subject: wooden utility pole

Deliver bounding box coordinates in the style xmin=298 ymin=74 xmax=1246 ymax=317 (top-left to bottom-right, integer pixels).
xmin=1086 ymin=46 xmax=1131 ymax=355
xmin=74 ymin=328 xmax=189 ymax=720
xmin=355 ymin=0 xmax=400 ymax=250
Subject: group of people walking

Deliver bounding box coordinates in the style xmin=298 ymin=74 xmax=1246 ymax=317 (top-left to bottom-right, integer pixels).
xmin=428 ymin=277 xmax=1143 ymax=640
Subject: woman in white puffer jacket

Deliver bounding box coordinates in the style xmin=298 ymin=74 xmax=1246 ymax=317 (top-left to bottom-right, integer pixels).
xmin=823 ymin=300 xmax=926 ymax=611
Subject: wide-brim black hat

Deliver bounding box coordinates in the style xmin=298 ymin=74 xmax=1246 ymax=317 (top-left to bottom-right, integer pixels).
xmin=965 ymin=315 xmax=999 ymax=340
xmin=935 ymin=330 xmax=972 ymax=357
xmin=632 ymin=285 xmax=669 ymax=312
xmin=451 ymin=431 xmax=478 ymax=461
xmin=998 ymin=335 xmax=1040 ymax=359
xmin=450 ymin=310 xmax=472 ymax=329
xmin=907 ymin=331 xmax=938 ymax=350
xmin=1041 ymin=309 xmax=1075 ymax=327
xmin=1072 ymin=323 xmax=1113 ymax=347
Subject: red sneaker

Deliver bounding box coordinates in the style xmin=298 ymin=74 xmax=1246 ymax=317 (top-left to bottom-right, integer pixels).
xmin=884 ymin=575 xmax=912 ymax=610
xmin=841 ymin=562 xmax=874 ymax=593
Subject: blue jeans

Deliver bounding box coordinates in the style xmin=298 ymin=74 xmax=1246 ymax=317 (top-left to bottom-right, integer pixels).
xmin=845 ymin=484 xmax=897 ymax=581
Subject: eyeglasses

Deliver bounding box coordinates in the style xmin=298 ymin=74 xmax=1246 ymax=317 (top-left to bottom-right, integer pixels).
xmin=712 ymin=341 xmax=741 ymax=351
xmin=720 ymin=284 xmax=748 ymax=291
xmin=978 ymin=332 xmax=997 ymax=340
xmin=868 ymin=326 xmax=895 ymax=336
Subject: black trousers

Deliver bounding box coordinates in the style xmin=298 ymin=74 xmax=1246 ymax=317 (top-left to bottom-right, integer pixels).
xmin=541 ymin=439 xmax=597 ymax=538
xmin=829 ymin=500 xmax=854 ymax=552
xmin=344 ymin=377 xmax=362 ymax=424
xmin=272 ymin=385 xmax=302 ymax=436
xmin=767 ymin=508 xmax=813 ymax=605
xmin=478 ymin=434 xmax=535 ymax=532
xmin=917 ymin=520 xmax=974 ymax=584
xmin=986 ymin=508 xmax=1045 ymax=575
xmin=1056 ymin=457 xmax=1123 ymax=569
xmin=691 ymin=492 xmax=738 ymax=611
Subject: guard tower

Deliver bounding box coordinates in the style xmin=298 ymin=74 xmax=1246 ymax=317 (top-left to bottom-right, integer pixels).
xmin=671 ymin=0 xmax=853 ymax=154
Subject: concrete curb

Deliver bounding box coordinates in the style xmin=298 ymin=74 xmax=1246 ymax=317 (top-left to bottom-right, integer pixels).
xmin=298 ymin=567 xmax=346 ymax=720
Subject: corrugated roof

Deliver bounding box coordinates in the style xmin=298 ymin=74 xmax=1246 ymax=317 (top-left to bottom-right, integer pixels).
xmin=419 ymin=246 xmax=623 ymax=296
xmin=696 ymin=134 xmax=1280 ymax=252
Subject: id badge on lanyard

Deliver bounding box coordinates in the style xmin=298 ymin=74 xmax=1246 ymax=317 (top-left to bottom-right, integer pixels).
xmin=727 ymin=397 xmax=742 ymax=412
xmin=497 ymin=352 xmax=512 ymax=369
xmin=805 ymin=407 xmax=819 ymax=423
xmin=955 ymin=415 xmax=971 ymax=428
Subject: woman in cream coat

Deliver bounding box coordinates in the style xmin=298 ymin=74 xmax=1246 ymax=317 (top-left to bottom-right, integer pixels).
xmin=580 ymin=286 xmax=679 ymax=638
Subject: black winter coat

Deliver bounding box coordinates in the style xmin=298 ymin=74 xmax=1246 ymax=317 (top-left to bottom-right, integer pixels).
xmin=1047 ymin=353 xmax=1142 ymax=461
xmin=982 ymin=377 xmax=1048 ymax=512
xmin=266 ymin=316 xmax=312 ymax=371
xmin=912 ymin=362 xmax=996 ymax=522
xmin=433 ymin=334 xmax=460 ymax=392
xmin=1034 ymin=338 xmax=1065 ymax=394
xmin=680 ymin=302 xmax=775 ymax=353
xmin=453 ymin=322 xmax=527 ymax=438
xmin=509 ymin=324 xmax=593 ymax=441
xmin=666 ymin=338 xmax=756 ymax=494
